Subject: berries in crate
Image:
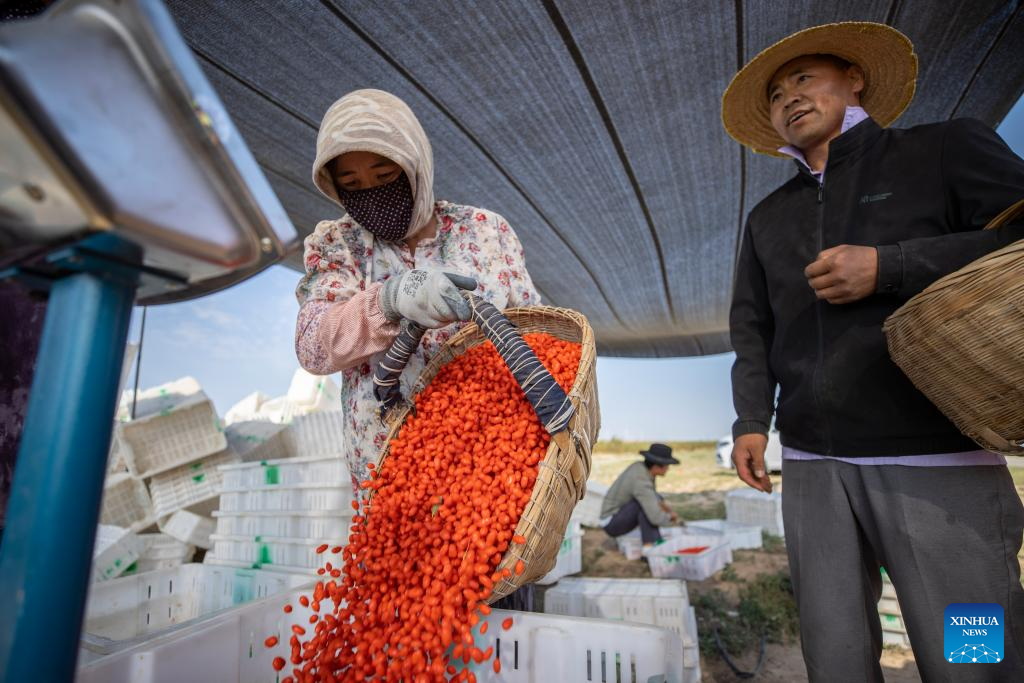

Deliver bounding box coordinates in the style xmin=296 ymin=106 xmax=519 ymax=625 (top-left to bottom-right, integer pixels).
xmin=642 ymin=531 xmax=733 ymax=581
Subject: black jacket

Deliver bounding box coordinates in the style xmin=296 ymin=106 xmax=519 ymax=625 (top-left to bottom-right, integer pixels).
xmin=730 ymin=117 xmax=1024 ymax=457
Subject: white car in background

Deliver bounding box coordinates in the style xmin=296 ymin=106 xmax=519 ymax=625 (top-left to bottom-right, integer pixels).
xmin=716 ymin=429 xmax=783 ymax=473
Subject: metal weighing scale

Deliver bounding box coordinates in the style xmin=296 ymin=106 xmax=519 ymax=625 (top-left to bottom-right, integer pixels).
xmin=0 ymin=0 xmax=298 ymax=678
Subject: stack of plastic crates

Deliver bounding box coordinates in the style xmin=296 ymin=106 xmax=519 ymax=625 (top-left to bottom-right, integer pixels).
xmin=99 ymin=472 xmax=155 ymax=532
xmin=100 ymin=377 xmax=233 ymax=543
xmin=92 ymin=525 xmax=144 ymax=582
xmin=131 ymin=533 xmax=195 ymax=573
xmin=225 ymin=420 xmax=293 ymax=463
xmin=160 ymin=509 xmax=215 ymax=550
xmin=543 ymin=577 xmax=700 ymax=682
xmin=78 ymin=585 xmax=685 ymax=682
xmin=79 ymin=563 xmax=310 ymax=667
xmin=206 ymin=455 xmax=354 ymax=574
xmin=536 ymin=520 xmax=584 ymax=585
xmin=879 ymin=567 xmax=910 ymax=648
xmin=286 ymin=410 xmax=346 ymax=458
xmin=725 ymin=488 xmax=785 ymax=537
xmin=570 ymin=480 xmax=608 ymax=527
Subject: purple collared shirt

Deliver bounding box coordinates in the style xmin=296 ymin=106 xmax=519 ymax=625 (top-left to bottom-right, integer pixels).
xmin=776 ymin=107 xmax=1004 ymax=468
xmin=778 ymin=106 xmax=871 ymax=182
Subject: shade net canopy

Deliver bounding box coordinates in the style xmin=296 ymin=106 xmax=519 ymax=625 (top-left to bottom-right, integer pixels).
xmin=166 ymin=0 xmax=1024 ymax=356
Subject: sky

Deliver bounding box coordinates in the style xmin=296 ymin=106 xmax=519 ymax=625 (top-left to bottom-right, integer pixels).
xmin=127 ymin=96 xmax=1024 ymax=442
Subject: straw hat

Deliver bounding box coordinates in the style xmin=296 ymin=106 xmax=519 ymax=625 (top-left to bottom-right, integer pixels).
xmin=721 ymin=22 xmax=918 ymax=156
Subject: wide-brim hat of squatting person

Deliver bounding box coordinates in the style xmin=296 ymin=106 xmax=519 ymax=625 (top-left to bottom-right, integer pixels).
xmin=640 ymin=443 xmax=681 ymax=466
xmin=721 ymin=21 xmax=918 ymax=156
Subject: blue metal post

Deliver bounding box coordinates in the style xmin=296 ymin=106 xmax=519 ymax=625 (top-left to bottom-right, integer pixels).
xmin=0 ymin=257 xmax=138 ymax=680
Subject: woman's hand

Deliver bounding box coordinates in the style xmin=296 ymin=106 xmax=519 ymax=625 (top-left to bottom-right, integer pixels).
xmin=379 ymin=269 xmax=477 ymax=328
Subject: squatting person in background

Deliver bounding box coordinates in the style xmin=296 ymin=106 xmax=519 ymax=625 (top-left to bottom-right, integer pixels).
xmin=722 ymin=22 xmax=1024 ymax=680
xmin=600 ymin=443 xmax=680 ymax=547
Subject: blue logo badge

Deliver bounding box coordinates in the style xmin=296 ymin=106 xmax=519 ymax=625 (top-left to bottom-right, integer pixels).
xmin=944 ymin=603 xmax=1004 ymax=663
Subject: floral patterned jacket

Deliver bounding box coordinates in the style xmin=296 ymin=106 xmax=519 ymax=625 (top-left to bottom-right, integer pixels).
xmin=294 ymin=201 xmax=540 ymax=495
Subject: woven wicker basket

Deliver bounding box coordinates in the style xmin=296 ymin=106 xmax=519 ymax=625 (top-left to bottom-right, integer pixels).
xmin=884 ymin=199 xmax=1024 ymax=455
xmin=375 ymin=305 xmax=600 ymax=602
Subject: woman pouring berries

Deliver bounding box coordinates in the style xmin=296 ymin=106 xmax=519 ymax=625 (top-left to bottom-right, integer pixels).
xmin=294 ymin=91 xmax=542 ymax=612
xmin=294 ymin=89 xmax=540 ymax=497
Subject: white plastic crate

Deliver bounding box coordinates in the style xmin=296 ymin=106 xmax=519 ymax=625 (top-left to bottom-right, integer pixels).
xmin=224 ymin=391 xmax=270 ymax=426
xmin=544 ymin=577 xmax=692 ymax=642
xmin=615 ymin=525 xmax=689 ymax=561
xmin=683 ymin=606 xmax=701 ymax=680
xmin=138 ymin=533 xmax=194 ymax=560
xmin=93 ymin=525 xmax=144 ymax=582
xmin=725 ymin=488 xmax=785 ymax=537
xmin=882 ymin=628 xmax=912 ymax=648
xmin=132 ymin=533 xmax=194 ymax=572
xmin=130 ymin=558 xmax=184 ymax=574
xmin=107 ymin=424 xmax=127 ymax=474
xmin=286 ymin=410 xmax=346 ymax=458
xmin=455 ymin=608 xmax=686 ymax=682
xmin=106 ymin=344 xmax=137 ymax=474
xmin=100 ymin=473 xmax=156 ymax=532
xmin=256 ymin=395 xmax=295 ymax=423
xmin=218 ymin=483 xmax=353 ymax=514
xmin=881 ymin=567 xmax=897 ymax=598
xmin=203 ymin=556 xmax=319 ymax=577
xmin=212 ymin=510 xmax=353 ymax=539
xmin=119 ymin=377 xmax=227 ymax=479
xmin=209 ymin=534 xmax=337 ymax=571
xmin=536 ymin=521 xmax=583 ymax=585
xmin=159 ymin=510 xmax=215 ymax=550
xmin=616 ymin=530 xmax=644 ymax=560
xmin=879 ymin=596 xmax=901 ymax=615
xmin=285 ymin=369 xmax=341 ymax=413
xmin=643 ymin=532 xmax=733 ymax=581
xmin=687 ymin=518 xmax=763 ymax=550
xmin=225 ymin=420 xmax=293 ymax=463
xmin=218 ymin=455 xmax=348 ymax=490
xmin=148 ymin=448 xmax=240 ymax=520
xmin=81 ymin=563 xmax=310 ymax=651
xmin=571 ymin=480 xmax=609 ymax=527
xmin=78 ymin=589 xmax=684 ymax=683
xmin=879 ymin=612 xmax=907 ymax=632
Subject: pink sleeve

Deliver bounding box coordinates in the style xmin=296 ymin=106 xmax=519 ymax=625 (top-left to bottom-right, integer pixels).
xmin=294 ymin=282 xmax=400 ymax=374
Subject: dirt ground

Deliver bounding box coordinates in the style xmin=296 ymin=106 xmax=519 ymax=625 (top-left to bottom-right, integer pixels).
xmin=577 ymin=450 xmax=1024 ymax=682
xmin=576 ymin=516 xmax=920 ymax=682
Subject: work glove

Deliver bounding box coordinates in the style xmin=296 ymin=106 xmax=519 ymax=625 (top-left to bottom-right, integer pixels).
xmin=379 ymin=269 xmax=477 ymax=329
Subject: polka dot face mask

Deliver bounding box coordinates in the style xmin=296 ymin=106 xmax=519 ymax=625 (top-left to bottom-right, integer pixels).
xmin=336 ymin=172 xmax=415 ymax=242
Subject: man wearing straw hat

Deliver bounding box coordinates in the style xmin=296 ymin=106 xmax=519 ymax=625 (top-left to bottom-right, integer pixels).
xmin=722 ymin=21 xmax=1024 ymax=681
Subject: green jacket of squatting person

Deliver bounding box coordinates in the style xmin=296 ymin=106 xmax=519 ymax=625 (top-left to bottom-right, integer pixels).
xmin=600 ymin=462 xmax=673 ymax=527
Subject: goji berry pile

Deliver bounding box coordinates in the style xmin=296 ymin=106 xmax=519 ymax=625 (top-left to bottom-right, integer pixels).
xmin=270 ymin=332 xmax=581 ymax=682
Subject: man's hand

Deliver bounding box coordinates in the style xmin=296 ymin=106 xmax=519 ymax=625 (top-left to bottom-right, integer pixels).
xmin=804 ymin=245 xmax=878 ymax=304
xmin=732 ymin=433 xmax=773 ymax=493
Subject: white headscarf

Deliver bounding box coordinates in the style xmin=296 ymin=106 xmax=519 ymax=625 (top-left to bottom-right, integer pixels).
xmin=312 ymin=89 xmax=435 ymax=239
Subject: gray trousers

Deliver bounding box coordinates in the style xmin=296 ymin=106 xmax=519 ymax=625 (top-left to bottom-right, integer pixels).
xmin=782 ymin=459 xmax=1024 ymax=682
